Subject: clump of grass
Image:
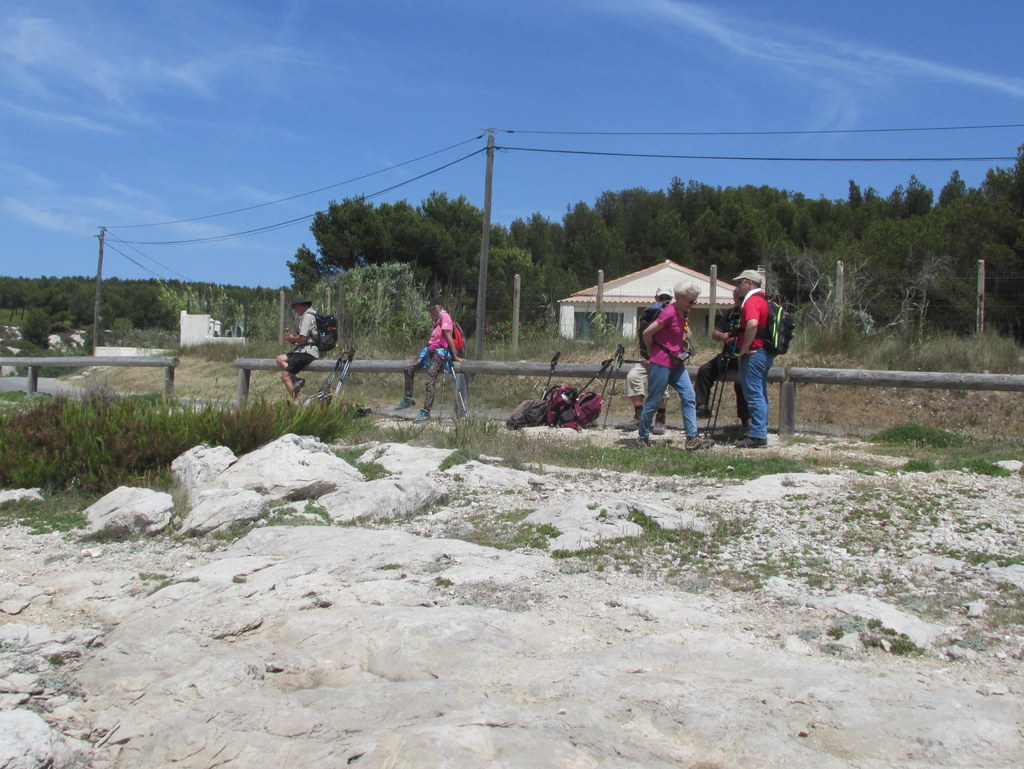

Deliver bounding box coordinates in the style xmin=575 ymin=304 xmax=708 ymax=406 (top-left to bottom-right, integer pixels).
xmin=870 ymin=423 xmax=964 ymax=448
xmin=0 ymin=395 xmax=360 ymax=492
xmin=0 ymin=491 xmax=94 ymax=534
xmin=861 ymin=619 xmax=923 ymax=655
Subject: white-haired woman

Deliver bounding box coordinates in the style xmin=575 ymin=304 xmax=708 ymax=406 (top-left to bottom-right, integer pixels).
xmin=637 ymin=282 xmax=713 ymax=450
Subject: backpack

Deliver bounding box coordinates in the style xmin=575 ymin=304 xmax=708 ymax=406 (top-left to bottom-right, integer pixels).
xmin=313 ymin=311 xmax=338 ymax=353
xmin=760 ymin=300 xmax=794 ymax=355
xmin=543 ymin=385 xmax=578 ymax=427
xmin=451 ymin=321 xmax=466 ymax=356
xmin=505 ymin=398 xmax=548 ymax=430
xmin=562 ymin=391 xmax=603 ymax=431
xmin=637 ymin=299 xmax=670 ymax=358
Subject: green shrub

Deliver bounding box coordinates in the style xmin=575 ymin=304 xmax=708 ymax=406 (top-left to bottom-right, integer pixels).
xmin=0 ymin=395 xmax=360 ymax=492
xmin=870 ymin=423 xmax=965 ymax=448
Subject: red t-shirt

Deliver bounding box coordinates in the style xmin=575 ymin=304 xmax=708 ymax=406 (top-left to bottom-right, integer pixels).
xmin=739 ymin=291 xmax=768 ymax=350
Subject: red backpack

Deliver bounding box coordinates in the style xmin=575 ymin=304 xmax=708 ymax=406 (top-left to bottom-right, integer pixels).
xmin=543 ymin=385 xmax=578 ymax=427
xmin=562 ymin=391 xmax=603 ymax=431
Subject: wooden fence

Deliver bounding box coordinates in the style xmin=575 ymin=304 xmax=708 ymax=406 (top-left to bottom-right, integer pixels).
xmin=0 ymin=356 xmax=179 ymax=398
xmin=233 ymin=357 xmax=1024 ymax=435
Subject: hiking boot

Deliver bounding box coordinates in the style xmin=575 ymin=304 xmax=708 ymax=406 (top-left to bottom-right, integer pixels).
xmin=734 ymin=436 xmax=767 ymax=449
xmin=632 ymin=437 xmax=652 ymax=448
xmin=652 ymin=416 xmax=666 ymax=435
xmin=695 ymin=405 xmax=712 ymax=419
xmin=291 ymin=378 xmax=305 ymax=395
xmin=620 ymin=417 xmax=640 ymax=431
xmin=396 ymin=396 xmax=416 ymax=409
xmin=413 ymin=408 xmax=431 ymax=423
xmin=684 ymin=435 xmax=714 ymax=451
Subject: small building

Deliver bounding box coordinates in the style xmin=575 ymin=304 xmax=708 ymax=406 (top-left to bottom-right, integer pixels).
xmin=558 ymin=260 xmax=738 ymax=340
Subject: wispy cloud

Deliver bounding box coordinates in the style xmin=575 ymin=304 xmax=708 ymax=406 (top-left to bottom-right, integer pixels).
xmin=615 ymin=0 xmax=1024 ymax=99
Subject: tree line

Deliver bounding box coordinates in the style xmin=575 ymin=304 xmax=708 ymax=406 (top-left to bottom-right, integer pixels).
xmin=290 ymin=146 xmax=1024 ymax=339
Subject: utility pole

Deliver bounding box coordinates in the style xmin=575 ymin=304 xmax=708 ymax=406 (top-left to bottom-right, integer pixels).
xmin=93 ymin=227 xmax=106 ymax=354
xmin=474 ymin=131 xmax=495 ymax=360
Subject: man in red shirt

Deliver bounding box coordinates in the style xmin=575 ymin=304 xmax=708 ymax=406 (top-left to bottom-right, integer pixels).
xmin=733 ymin=270 xmax=774 ymax=448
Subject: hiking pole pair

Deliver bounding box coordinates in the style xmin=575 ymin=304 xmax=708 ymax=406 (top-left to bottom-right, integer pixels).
xmin=302 ymin=348 xmax=355 ymax=407
xmin=601 ymin=344 xmax=626 ymax=429
xmin=703 ymin=356 xmax=728 ymax=438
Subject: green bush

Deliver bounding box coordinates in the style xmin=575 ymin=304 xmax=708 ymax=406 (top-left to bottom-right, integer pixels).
xmin=870 ymin=423 xmax=965 ymax=448
xmin=0 ymin=395 xmax=361 ymax=492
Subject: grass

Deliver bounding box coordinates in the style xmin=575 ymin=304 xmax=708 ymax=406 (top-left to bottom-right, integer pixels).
xmin=0 ymin=394 xmax=362 ymax=493
xmin=0 ymin=491 xmax=94 ymax=534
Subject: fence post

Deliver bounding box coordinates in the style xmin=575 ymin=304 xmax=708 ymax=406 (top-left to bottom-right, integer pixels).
xmin=236 ymin=368 xmax=251 ymax=404
xmin=835 ymin=260 xmax=845 ymax=329
xmin=708 ymin=264 xmax=718 ymax=337
xmin=27 ymin=366 xmax=38 ymax=394
xmin=976 ymin=259 xmax=985 ymax=333
xmin=596 ymin=269 xmax=604 ymax=319
xmin=278 ymin=291 xmax=285 ymax=342
xmin=163 ymin=365 xmax=175 ymax=399
xmin=512 ymin=273 xmax=521 ymax=354
xmin=778 ymin=379 xmax=796 ymax=436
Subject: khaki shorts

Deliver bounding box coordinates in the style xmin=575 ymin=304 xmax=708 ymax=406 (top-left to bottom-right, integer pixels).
xmin=625 ymin=363 xmax=648 ymax=398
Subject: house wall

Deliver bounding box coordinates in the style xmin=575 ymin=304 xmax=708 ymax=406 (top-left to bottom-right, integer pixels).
xmin=559 ymin=303 xmax=711 ymax=342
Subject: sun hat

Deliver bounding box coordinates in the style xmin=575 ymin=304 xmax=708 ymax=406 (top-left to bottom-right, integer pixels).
xmin=733 ymin=270 xmax=763 ymax=284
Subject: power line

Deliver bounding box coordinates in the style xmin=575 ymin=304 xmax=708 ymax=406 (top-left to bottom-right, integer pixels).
xmin=102 ymin=240 xmax=171 ymax=281
xmin=496 ymin=145 xmax=1017 ymax=163
xmin=104 ymin=233 xmax=193 ymax=280
xmin=107 ymin=134 xmax=484 ymax=229
xmin=119 ymin=147 xmax=486 ymax=246
xmin=493 ymin=122 xmax=1024 ymax=137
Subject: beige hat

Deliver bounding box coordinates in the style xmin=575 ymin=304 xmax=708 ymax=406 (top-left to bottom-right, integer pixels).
xmin=654 ymin=286 xmax=672 ymax=299
xmin=733 ymin=269 xmax=763 ymax=284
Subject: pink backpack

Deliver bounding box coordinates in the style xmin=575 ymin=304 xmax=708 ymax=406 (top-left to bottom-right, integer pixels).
xmin=562 ymin=391 xmax=603 ymax=430
xmin=543 ymin=385 xmax=578 ymax=427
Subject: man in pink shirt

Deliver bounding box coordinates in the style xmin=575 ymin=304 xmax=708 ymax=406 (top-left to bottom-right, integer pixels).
xmin=397 ymin=298 xmax=465 ymax=423
xmin=733 ymin=269 xmax=773 ymax=448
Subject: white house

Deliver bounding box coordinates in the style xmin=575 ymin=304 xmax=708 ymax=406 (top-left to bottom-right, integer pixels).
xmin=558 ymin=260 xmax=741 ymax=340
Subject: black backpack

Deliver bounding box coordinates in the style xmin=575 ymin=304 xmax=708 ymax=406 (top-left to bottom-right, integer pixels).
xmin=637 ymin=299 xmax=670 ymax=357
xmin=760 ymin=300 xmax=794 ymax=355
xmin=313 ymin=311 xmax=338 ymax=353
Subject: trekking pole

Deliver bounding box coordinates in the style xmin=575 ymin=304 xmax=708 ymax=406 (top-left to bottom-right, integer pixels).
xmin=706 ymin=355 xmax=728 ymax=438
xmin=579 ymin=357 xmax=613 ymax=393
xmin=332 ymin=348 xmax=356 ymax=400
xmin=447 ymin=356 xmax=467 ymax=418
xmin=542 ymin=352 xmax=560 ymax=397
xmin=601 ymin=345 xmax=625 ymax=429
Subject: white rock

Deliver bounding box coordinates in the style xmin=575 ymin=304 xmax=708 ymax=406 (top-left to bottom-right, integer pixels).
xmin=986 ymin=564 xmax=1024 ymax=590
xmin=83 ymin=487 xmax=174 ymax=536
xmin=200 ymin=434 xmax=363 ymax=502
xmin=994 ymin=459 xmax=1022 ymax=473
xmin=808 ymin=594 xmax=948 ymax=649
xmin=319 ymin=476 xmax=446 ymax=522
xmin=0 ymin=709 xmax=79 ymax=769
xmin=171 ymin=444 xmax=238 ymax=505
xmin=178 ymin=489 xmax=267 ymax=536
xmin=0 ymin=488 xmax=43 ymax=505
xmin=357 ymin=442 xmax=455 ymax=475
xmin=442 ymin=460 xmax=545 ymax=491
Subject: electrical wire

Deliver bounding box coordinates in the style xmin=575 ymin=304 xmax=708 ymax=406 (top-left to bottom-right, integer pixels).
xmin=107 ymin=134 xmax=484 ymax=229
xmin=104 ymin=233 xmax=193 ymax=280
xmin=496 ymin=145 xmax=1017 ymax=163
xmin=119 ymin=147 xmax=486 ymax=246
xmin=102 ymin=241 xmax=171 ymax=281
xmin=492 ymin=122 xmax=1024 ymax=137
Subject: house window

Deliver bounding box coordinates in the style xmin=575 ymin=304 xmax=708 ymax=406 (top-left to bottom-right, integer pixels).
xmin=574 ymin=311 xmax=624 ymax=339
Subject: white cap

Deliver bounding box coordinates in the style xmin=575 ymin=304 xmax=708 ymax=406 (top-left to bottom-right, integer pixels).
xmin=654 ymin=286 xmax=672 ymax=299
xmin=733 ymin=269 xmax=763 ymax=284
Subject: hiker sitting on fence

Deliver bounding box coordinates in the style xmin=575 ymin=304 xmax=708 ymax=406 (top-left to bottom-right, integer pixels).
xmin=276 ymin=296 xmax=319 ymax=403
xmin=397 ymin=298 xmax=465 ymax=423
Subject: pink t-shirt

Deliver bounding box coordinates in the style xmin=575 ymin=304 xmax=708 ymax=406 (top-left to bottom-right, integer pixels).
xmin=648 ymin=304 xmax=687 ymax=367
xmin=428 ymin=310 xmax=454 ymax=351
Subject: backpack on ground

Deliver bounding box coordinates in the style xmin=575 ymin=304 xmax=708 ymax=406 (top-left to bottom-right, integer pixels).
xmin=505 ymin=398 xmax=548 ymax=430
xmin=561 ymin=391 xmax=603 ymax=431
xmin=543 ymin=385 xmax=579 ymax=427
xmin=760 ymin=300 xmax=794 ymax=355
xmin=312 ymin=311 xmax=338 ymax=353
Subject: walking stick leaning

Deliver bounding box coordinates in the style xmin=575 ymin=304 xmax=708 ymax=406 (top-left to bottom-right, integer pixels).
xmin=303 ymin=348 xmax=356 ymax=407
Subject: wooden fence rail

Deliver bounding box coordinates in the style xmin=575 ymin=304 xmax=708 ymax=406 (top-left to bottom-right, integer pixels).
xmin=233 ymin=357 xmax=1024 ymax=435
xmin=0 ymin=356 xmax=179 ymax=399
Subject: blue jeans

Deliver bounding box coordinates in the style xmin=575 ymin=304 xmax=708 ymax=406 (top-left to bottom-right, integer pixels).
xmin=640 ymin=362 xmax=697 ymax=440
xmin=738 ymin=348 xmax=775 ymax=440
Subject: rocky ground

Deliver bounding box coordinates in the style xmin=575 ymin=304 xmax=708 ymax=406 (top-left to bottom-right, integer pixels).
xmin=1 ymin=427 xmax=1022 ymax=768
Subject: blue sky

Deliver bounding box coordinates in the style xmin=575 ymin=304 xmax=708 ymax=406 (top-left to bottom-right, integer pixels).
xmin=2 ymin=0 xmax=1022 ymax=288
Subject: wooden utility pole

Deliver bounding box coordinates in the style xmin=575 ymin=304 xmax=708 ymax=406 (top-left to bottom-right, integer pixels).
xmin=92 ymin=227 xmax=106 ymax=354
xmin=707 ymin=264 xmax=718 ymax=337
xmin=474 ymin=132 xmax=495 ymax=360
